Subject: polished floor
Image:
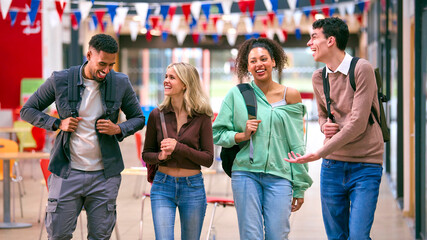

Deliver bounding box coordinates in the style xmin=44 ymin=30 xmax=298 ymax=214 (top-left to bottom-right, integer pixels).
xmin=0 ymin=122 xmax=414 ymax=239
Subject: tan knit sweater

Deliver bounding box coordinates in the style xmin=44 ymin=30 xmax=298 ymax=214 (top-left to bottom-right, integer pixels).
xmin=312 ymin=58 xmax=384 ymax=164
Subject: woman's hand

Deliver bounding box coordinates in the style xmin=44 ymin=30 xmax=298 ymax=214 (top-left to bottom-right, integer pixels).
xmin=284 ymin=151 xmax=321 ymax=164
xmin=291 ymin=197 xmax=304 ymax=212
xmin=158 ymin=138 xmax=177 ymax=160
xmin=235 ymin=119 xmax=262 ymax=143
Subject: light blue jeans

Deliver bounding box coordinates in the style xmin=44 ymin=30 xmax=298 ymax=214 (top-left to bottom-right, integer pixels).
xmin=320 ymin=159 xmax=383 ymax=240
xmin=150 ymin=171 xmax=207 ymax=240
xmin=231 ymin=171 xmax=293 ymax=240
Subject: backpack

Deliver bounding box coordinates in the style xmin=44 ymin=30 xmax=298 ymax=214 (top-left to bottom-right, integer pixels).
xmin=220 ymin=83 xmax=257 ymax=177
xmin=322 ymin=57 xmax=390 ymax=142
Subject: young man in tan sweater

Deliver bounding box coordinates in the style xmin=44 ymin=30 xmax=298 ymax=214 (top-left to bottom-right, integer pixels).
xmin=285 ymin=17 xmax=384 ymax=239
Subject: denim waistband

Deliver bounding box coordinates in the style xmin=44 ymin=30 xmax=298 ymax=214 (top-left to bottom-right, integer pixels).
xmin=155 ymin=171 xmax=203 ymax=183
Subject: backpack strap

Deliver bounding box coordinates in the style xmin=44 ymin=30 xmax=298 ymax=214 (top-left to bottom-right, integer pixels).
xmin=348 ymin=57 xmax=376 ymax=125
xmin=322 ymin=67 xmax=335 ymax=122
xmin=159 ymin=111 xmax=168 ymax=139
xmin=237 ymin=83 xmax=257 ymax=120
xmin=236 ymin=83 xmax=257 ymax=163
xmin=67 ymin=66 xmax=81 ymax=117
xmin=104 ymin=71 xmax=116 ymax=119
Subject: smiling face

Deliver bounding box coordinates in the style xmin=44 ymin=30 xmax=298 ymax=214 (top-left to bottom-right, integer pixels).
xmin=85 ymin=49 xmax=116 ymax=82
xmin=247 ymin=47 xmax=276 ymax=82
xmin=307 ymin=28 xmax=331 ymax=62
xmin=164 ymin=67 xmax=186 ymax=98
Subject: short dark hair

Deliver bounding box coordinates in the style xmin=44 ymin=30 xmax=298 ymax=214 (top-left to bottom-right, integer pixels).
xmin=312 ymin=17 xmax=349 ymax=51
xmin=235 ymin=38 xmax=287 ymax=80
xmin=88 ymin=34 xmax=118 ymax=53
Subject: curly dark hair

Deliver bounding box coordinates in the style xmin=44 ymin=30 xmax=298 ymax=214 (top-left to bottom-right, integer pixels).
xmin=312 ymin=17 xmax=349 ymax=51
xmin=235 ymin=38 xmax=287 ymax=81
xmin=88 ymin=34 xmax=118 ymax=53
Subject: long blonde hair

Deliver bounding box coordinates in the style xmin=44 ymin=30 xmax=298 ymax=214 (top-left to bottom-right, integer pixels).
xmin=159 ymin=62 xmax=213 ymax=117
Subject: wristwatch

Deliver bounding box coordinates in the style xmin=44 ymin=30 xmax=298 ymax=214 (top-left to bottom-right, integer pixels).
xmin=52 ymin=118 xmax=61 ymax=131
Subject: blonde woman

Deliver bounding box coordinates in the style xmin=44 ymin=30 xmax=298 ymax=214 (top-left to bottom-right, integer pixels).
xmin=142 ymin=62 xmax=214 ymax=239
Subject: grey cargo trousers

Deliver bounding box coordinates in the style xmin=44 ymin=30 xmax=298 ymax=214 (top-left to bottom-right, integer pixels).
xmin=46 ymin=169 xmax=121 ymax=240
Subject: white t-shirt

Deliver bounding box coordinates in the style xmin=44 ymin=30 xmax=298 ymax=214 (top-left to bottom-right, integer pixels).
xmin=69 ymin=67 xmax=104 ymax=171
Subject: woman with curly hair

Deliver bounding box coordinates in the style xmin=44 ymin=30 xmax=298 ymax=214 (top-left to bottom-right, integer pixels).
xmin=212 ymin=38 xmax=312 ymax=239
xmin=142 ymin=62 xmax=214 ymax=239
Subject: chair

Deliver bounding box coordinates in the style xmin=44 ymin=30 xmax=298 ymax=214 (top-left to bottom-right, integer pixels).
xmin=13 ymin=120 xmax=37 ymax=152
xmin=205 ymin=197 xmax=235 ymax=240
xmin=39 ymin=159 xmax=121 ymax=240
xmin=133 ymin=131 xmax=148 ymax=198
xmin=0 ymin=138 xmax=24 ymax=219
xmin=139 ymin=193 xmax=151 ymax=240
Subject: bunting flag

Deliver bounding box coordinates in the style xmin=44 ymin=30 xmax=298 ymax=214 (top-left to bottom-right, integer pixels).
xmin=146 ymin=30 xmax=152 ymax=42
xmin=244 ymin=16 xmax=253 ymax=33
xmin=201 ymin=20 xmax=208 ymax=32
xmin=357 ymin=14 xmax=363 ymax=25
xmin=135 ymin=3 xmax=149 ymax=28
xmin=55 ymin=0 xmax=67 ymax=22
xmin=176 ymin=30 xmax=187 ymax=45
xmin=337 ymin=3 xmax=346 ymax=17
xmin=267 ymin=12 xmax=275 ymax=25
xmin=230 ymin=13 xmax=240 ymax=28
xmin=211 ymin=15 xmax=220 ymax=28
xmin=151 ymin=16 xmax=160 ymax=29
xmin=168 ymin=5 xmax=177 ymax=22
xmin=216 ymin=19 xmax=224 ymax=35
xmin=95 ymin=10 xmax=106 ymax=32
xmin=191 ymin=32 xmax=200 ymax=44
xmin=271 ymin=0 xmax=278 ymax=14
xmin=261 ymin=16 xmax=268 ymax=28
xmin=189 ymin=15 xmax=198 ymax=29
xmin=71 ymin=12 xmax=79 ymax=30
xmin=303 ymin=7 xmax=311 ymax=18
xmin=330 ymin=7 xmax=335 ymax=16
xmin=90 ymin=14 xmax=98 ymax=30
xmin=295 ymin=27 xmax=301 ymax=40
xmin=245 ymin=33 xmax=252 ymax=40
xmin=250 ymin=14 xmax=256 ymax=25
xmin=221 ymin=0 xmax=233 ymax=15
xmin=226 ymin=31 xmax=237 ymax=46
xmin=320 ymin=0 xmax=325 ymax=3
xmin=212 ymin=33 xmax=219 ymax=43
xmin=260 ymin=32 xmax=267 ymax=38
xmin=263 ymin=0 xmax=272 ymax=12
xmin=130 ymin=21 xmax=139 ymax=41
xmin=310 ymin=9 xmax=317 ymax=20
xmin=79 ymin=1 xmax=92 ymax=21
xmin=216 ymin=3 xmax=224 ymax=14
xmin=345 ymin=2 xmax=355 ymax=16
xmin=28 ymin=0 xmax=40 ymax=26
xmin=322 ymin=6 xmax=330 ymax=17
xmin=252 ymin=33 xmax=260 ymax=38
xmin=284 ymin=10 xmax=293 ymax=25
xmin=107 ymin=4 xmax=118 ymax=23
xmin=357 ymin=1 xmax=366 ymax=13
xmin=287 ymin=0 xmax=297 ymax=11
xmin=1 ymin=0 xmax=12 ymax=20
xmin=9 ymin=9 xmax=18 ymax=26
xmin=170 ymin=15 xmax=181 ymax=34
xmin=276 ymin=29 xmax=285 ymax=43
xmin=266 ymin=29 xmax=275 ymax=40
xmin=190 ymin=1 xmax=201 ymax=20
xmin=293 ymin=10 xmax=302 ymax=26
xmin=201 ymin=3 xmax=211 ymax=20
xmin=238 ymin=0 xmax=255 ymax=18
xmin=181 ymin=3 xmax=191 ymax=22
xmin=114 ymin=7 xmax=128 ymax=34
xmin=49 ymin=10 xmax=59 ymax=28
xmin=160 ymin=5 xmax=169 ymax=20
xmin=277 ymin=14 xmax=284 ymax=27
xmin=309 ymin=0 xmax=316 ymax=7
xmin=162 ymin=31 xmax=169 ymax=42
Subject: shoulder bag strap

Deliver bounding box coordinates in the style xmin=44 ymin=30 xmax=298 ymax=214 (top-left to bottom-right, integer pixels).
xmin=159 ymin=111 xmax=168 ymax=139
xmin=68 ymin=66 xmax=80 ymax=117
xmin=104 ymin=70 xmax=116 ymax=119
xmin=236 ymin=83 xmax=256 ymax=163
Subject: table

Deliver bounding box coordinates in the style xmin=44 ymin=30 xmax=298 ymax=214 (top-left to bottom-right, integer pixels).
xmin=0 ymin=152 xmax=50 ymax=229
xmin=0 ymin=127 xmax=30 ymax=140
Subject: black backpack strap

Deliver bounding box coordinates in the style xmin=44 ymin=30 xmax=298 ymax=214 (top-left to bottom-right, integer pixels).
xmin=67 ymin=66 xmax=81 ymax=117
xmin=322 ymin=67 xmax=335 ymax=122
xmin=348 ymin=57 xmax=375 ymax=125
xmin=104 ymin=70 xmax=116 ymax=119
xmin=237 ymin=83 xmax=257 ymax=120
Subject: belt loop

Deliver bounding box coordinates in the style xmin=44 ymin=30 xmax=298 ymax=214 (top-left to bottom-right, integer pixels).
xmin=161 ymin=172 xmax=168 ymax=183
xmin=186 ymin=177 xmax=191 ymax=186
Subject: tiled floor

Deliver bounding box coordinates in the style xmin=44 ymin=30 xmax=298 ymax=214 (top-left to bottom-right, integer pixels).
xmin=0 ymin=122 xmax=414 ymax=239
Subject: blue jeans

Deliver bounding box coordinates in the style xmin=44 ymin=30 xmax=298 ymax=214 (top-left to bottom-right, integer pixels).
xmin=150 ymin=171 xmax=207 ymax=240
xmin=231 ymin=171 xmax=293 ymax=240
xmin=320 ymin=159 xmax=383 ymax=240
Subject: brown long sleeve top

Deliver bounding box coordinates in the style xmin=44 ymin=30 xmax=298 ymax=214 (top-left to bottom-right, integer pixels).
xmin=142 ymin=106 xmax=214 ymax=169
xmin=312 ymin=57 xmax=384 ymax=164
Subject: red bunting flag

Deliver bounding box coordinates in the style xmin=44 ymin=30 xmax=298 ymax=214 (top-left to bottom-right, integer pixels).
xmin=260 ymin=32 xmax=267 ymax=38
xmin=71 ymin=13 xmax=78 ymax=30
xmin=247 ymin=0 xmax=255 ymax=18
xmin=238 ymin=0 xmax=255 ymax=18
xmin=55 ymin=0 xmax=67 ymax=21
xmin=322 ymin=6 xmax=330 ymax=17
xmin=181 ymin=4 xmax=191 ymax=23
xmin=357 ymin=14 xmax=363 ymax=25
xmin=310 ymin=9 xmax=317 ymax=20
xmin=267 ymin=12 xmax=275 ymax=25
xmin=262 ymin=16 xmax=268 ymax=28
xmin=320 ymin=0 xmax=325 ymax=3
xmin=168 ymin=5 xmax=177 ymax=22
xmin=211 ymin=15 xmax=220 ymax=27
xmin=282 ymin=29 xmax=288 ymax=41
xmin=310 ymin=0 xmax=316 ymax=7
xmin=146 ymin=30 xmax=153 ymax=42
xmin=192 ymin=32 xmax=200 ymax=44
xmin=151 ymin=16 xmax=160 ymax=29
xmin=95 ymin=10 xmax=105 ymax=32
xmin=202 ymin=21 xmax=208 ymax=32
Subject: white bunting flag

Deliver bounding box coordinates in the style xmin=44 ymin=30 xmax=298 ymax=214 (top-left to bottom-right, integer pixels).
xmin=113 ymin=7 xmax=129 ymax=33
xmin=129 ymin=21 xmax=139 ymax=42
xmin=176 ymin=30 xmax=188 ymax=45
xmin=263 ymin=0 xmax=273 ymax=12
xmin=244 ymin=17 xmax=253 ymax=33
xmin=170 ymin=15 xmax=181 ymax=34
xmin=190 ymin=1 xmax=201 ymax=20
xmin=79 ymin=1 xmax=92 ymax=21
xmin=226 ymin=31 xmax=237 ymax=46
xmin=135 ymin=3 xmax=149 ymax=28
xmin=0 ymin=0 xmax=12 ymax=20
xmin=293 ymin=10 xmax=303 ymax=26
xmin=221 ymin=0 xmax=233 ymax=15
xmin=287 ymin=0 xmax=297 ymax=11
xmin=216 ymin=19 xmax=224 ymax=35
xmin=230 ymin=13 xmax=240 ymax=28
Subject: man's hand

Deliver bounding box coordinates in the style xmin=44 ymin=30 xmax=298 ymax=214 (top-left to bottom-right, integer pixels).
xmin=284 ymin=151 xmax=321 ymax=164
xmin=291 ymin=197 xmax=304 ymax=212
xmin=322 ymin=118 xmax=339 ymax=138
xmin=96 ymin=119 xmax=121 ymax=135
xmin=59 ymin=117 xmax=83 ymax=132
